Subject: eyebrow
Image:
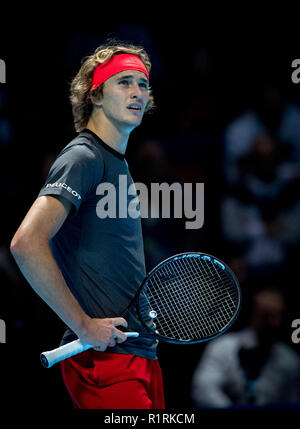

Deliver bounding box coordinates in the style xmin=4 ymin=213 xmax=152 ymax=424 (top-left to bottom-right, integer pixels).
xmin=116 ymin=75 xmax=148 ymax=83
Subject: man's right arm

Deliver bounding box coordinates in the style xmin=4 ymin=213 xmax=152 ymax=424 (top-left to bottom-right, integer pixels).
xmin=10 ymin=195 xmax=128 ymax=350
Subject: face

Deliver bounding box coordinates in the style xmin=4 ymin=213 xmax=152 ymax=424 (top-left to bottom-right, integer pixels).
xmin=96 ymin=70 xmax=150 ymax=132
xmin=251 ymin=291 xmax=285 ymax=342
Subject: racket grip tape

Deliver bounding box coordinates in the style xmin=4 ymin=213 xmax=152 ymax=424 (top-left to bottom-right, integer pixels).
xmin=40 ymin=332 xmax=139 ymax=368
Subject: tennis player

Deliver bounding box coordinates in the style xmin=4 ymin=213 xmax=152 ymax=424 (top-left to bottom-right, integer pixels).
xmin=10 ymin=40 xmax=165 ymax=409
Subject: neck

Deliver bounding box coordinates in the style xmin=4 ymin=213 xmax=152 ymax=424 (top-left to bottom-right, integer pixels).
xmin=86 ymin=111 xmax=131 ymax=155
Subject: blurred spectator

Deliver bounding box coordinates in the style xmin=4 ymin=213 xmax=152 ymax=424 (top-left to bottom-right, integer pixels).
xmin=221 ymin=131 xmax=300 ymax=282
xmin=191 ymin=288 xmax=300 ymax=408
xmin=237 ymin=134 xmax=297 ymax=199
xmin=223 ymin=85 xmax=300 ymax=184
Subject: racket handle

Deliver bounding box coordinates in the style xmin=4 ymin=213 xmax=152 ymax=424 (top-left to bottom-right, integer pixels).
xmin=40 ymin=332 xmax=139 ymax=368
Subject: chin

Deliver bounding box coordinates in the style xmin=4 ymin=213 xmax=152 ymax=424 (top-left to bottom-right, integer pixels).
xmin=125 ymin=117 xmax=143 ymax=128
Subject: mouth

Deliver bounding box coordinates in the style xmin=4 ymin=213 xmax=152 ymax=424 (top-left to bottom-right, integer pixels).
xmin=127 ymin=103 xmax=143 ymax=114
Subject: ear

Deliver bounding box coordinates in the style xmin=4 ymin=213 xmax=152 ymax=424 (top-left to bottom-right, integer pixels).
xmin=90 ymin=88 xmax=103 ymax=108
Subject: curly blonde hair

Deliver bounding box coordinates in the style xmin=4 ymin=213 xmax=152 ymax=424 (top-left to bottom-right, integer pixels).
xmin=70 ymin=40 xmax=154 ymax=132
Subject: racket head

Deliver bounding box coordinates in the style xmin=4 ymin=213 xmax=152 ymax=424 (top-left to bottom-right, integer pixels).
xmin=136 ymin=252 xmax=241 ymax=344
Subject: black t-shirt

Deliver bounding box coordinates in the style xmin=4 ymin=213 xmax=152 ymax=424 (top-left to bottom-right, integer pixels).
xmin=38 ymin=129 xmax=157 ymax=360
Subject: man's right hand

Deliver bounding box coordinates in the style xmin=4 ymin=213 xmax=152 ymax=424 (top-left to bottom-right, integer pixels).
xmin=78 ymin=317 xmax=129 ymax=351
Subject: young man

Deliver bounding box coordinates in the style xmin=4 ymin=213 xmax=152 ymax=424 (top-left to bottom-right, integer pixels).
xmin=10 ymin=41 xmax=165 ymax=409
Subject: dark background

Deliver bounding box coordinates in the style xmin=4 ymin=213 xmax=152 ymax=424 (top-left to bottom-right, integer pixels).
xmin=1 ymin=10 xmax=300 ymax=416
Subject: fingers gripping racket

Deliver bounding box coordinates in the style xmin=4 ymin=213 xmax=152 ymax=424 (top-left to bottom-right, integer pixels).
xmin=41 ymin=252 xmax=241 ymax=368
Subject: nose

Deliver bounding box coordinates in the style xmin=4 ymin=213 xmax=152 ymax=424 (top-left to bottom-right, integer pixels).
xmin=129 ymin=82 xmax=143 ymax=101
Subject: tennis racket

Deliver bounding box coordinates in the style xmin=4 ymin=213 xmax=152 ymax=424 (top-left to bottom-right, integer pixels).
xmin=40 ymin=252 xmax=241 ymax=368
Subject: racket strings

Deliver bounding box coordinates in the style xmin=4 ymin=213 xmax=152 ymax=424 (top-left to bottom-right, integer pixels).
xmin=166 ymin=258 xmax=233 ymax=337
xmin=139 ymin=255 xmax=239 ymax=341
xmin=162 ymin=260 xmax=217 ymax=338
xmin=144 ymin=269 xmax=191 ymax=339
xmin=192 ymin=262 xmax=236 ymax=327
xmin=182 ymin=258 xmax=237 ymax=320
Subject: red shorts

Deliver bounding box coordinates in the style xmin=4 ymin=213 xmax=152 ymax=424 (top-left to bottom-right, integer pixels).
xmin=60 ymin=350 xmax=165 ymax=409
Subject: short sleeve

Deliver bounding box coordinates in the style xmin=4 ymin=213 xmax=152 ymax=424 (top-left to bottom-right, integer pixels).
xmin=38 ymin=143 xmax=104 ymax=211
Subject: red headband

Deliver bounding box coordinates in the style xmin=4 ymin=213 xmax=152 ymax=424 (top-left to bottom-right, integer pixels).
xmin=90 ymin=53 xmax=149 ymax=90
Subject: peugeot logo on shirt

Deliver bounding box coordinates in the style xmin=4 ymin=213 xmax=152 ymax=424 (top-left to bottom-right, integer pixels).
xmin=46 ymin=182 xmax=82 ymax=200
